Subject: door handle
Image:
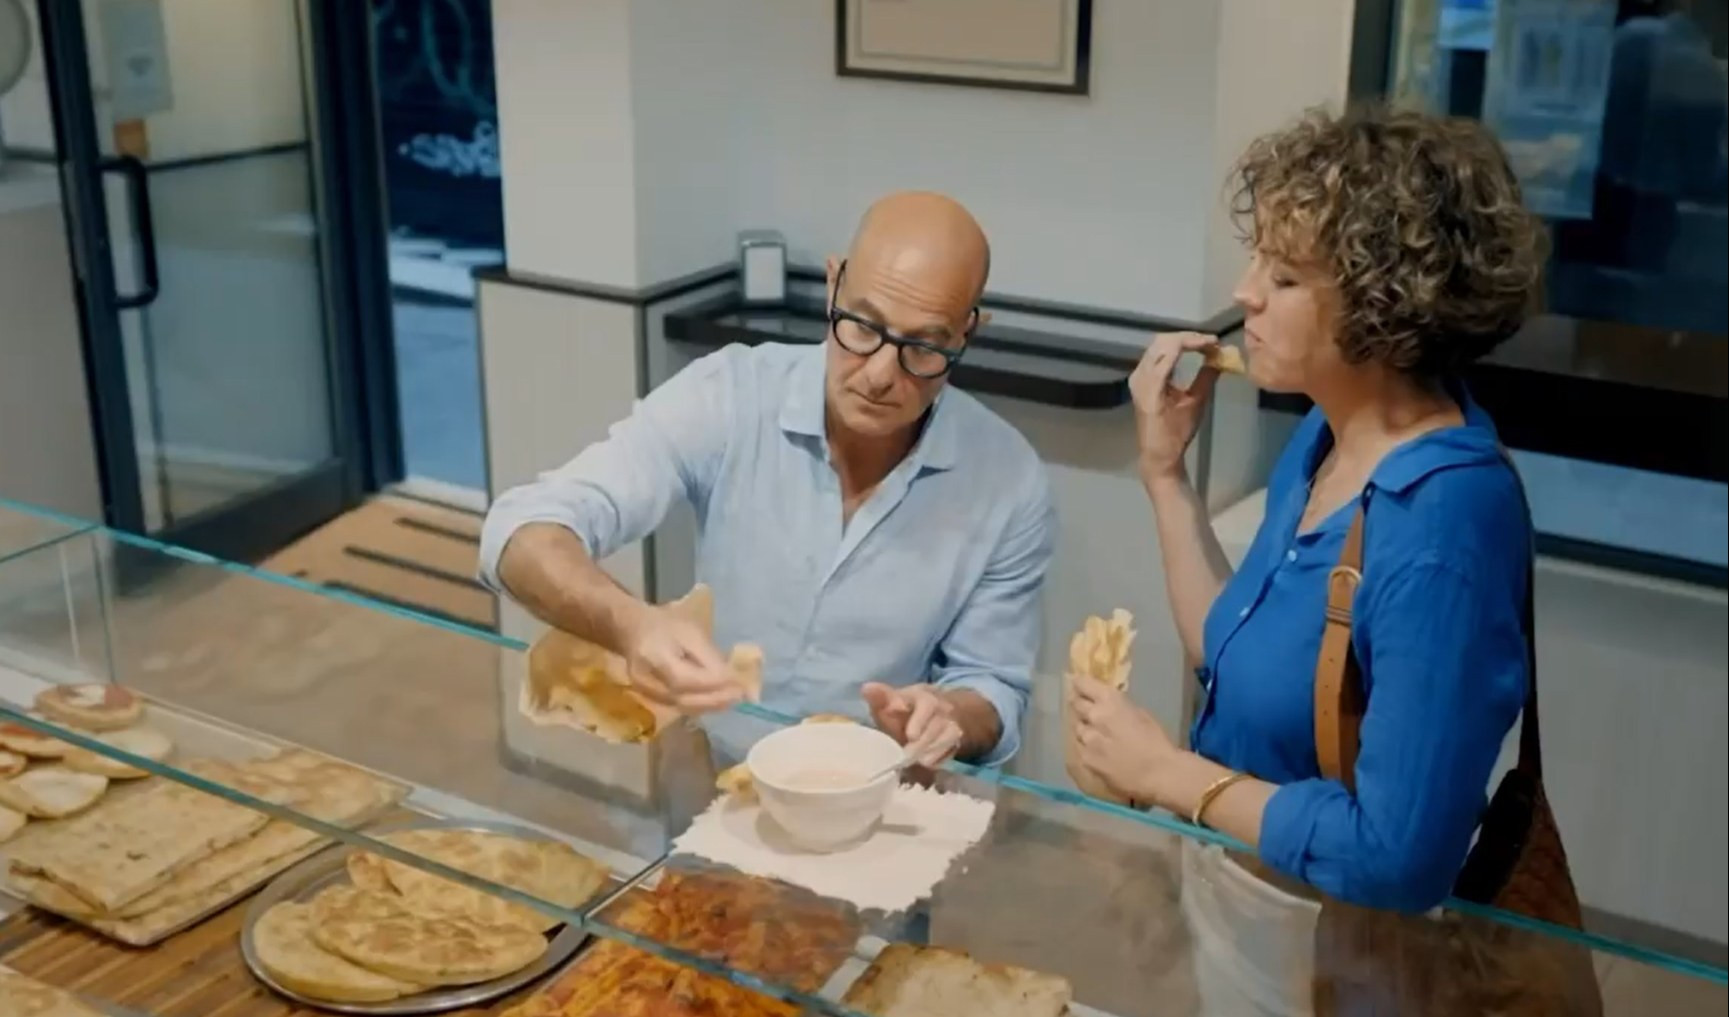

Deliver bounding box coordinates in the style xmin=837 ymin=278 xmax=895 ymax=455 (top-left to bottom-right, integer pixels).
xmin=97 ymin=154 xmax=160 ymax=310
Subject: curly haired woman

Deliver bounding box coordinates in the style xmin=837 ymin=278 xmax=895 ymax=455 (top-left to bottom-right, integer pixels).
xmin=1069 ymin=105 xmax=1549 ymax=920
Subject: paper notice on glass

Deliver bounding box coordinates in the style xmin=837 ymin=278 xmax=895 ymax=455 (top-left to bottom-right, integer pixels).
xmin=1480 ymin=0 xmax=1617 ymax=220
xmin=98 ymin=0 xmax=174 ymax=121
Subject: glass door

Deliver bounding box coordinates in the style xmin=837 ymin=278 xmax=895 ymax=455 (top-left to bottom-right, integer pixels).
xmin=33 ymin=0 xmax=391 ymax=563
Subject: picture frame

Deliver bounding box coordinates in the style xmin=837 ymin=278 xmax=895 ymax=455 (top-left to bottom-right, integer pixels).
xmin=835 ymin=0 xmax=1092 ymax=96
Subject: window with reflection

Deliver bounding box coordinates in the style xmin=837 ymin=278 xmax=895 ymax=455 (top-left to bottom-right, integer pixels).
xmin=1374 ymin=0 xmax=1728 ymax=579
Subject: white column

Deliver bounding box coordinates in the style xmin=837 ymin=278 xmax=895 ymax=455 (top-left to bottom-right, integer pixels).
xmin=493 ymin=0 xmax=642 ymax=287
xmin=484 ymin=0 xmax=654 ymax=627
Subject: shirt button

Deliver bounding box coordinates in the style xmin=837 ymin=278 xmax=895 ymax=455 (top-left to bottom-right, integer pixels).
xmin=1286 ymin=549 xmax=1299 ymax=563
xmin=1238 ymin=607 xmax=1250 ymax=619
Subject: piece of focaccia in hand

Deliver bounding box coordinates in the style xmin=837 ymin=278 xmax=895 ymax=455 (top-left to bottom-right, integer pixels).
xmin=1064 ymin=608 xmax=1138 ymax=805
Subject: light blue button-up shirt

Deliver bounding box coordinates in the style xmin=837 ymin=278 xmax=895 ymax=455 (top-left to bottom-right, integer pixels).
xmin=479 ymin=342 xmax=1055 ymax=766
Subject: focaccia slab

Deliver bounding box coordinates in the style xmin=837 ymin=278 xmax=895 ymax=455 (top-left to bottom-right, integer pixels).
xmin=7 ymin=776 xmax=270 ymax=912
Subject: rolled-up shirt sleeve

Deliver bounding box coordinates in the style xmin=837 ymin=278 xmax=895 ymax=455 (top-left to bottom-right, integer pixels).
xmin=930 ymin=470 xmax=1057 ymax=767
xmin=478 ymin=349 xmax=737 ymax=592
xmin=1258 ymin=557 xmax=1527 ymax=912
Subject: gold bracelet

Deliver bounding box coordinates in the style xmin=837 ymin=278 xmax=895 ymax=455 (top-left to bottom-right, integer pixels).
xmin=1190 ymin=771 xmax=1251 ymax=828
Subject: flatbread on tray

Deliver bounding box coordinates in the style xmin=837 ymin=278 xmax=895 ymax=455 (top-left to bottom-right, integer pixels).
xmin=33 ymin=684 xmax=143 ymax=732
xmin=3 ymin=748 xmax=406 ymax=940
xmin=60 ymin=726 xmax=174 ymax=780
xmin=7 ymin=776 xmax=271 ymax=911
xmin=88 ymin=840 xmax=329 ymax=946
xmin=359 ymin=828 xmax=608 ymax=934
xmin=113 ymin=820 xmax=320 ymax=918
xmin=0 ymin=768 xmax=107 ymax=819
xmin=310 ymin=885 xmax=549 ymax=987
xmin=841 ymin=943 xmax=1072 ymax=1017
xmin=0 ymin=966 xmax=106 ymax=1017
xmin=254 ymin=901 xmax=427 ymax=1003
xmin=0 ymin=717 xmax=71 ymax=759
xmin=103 ymin=753 xmax=405 ymax=921
xmin=346 ymin=849 xmax=394 ymax=893
xmin=0 ymin=803 xmax=25 ymax=844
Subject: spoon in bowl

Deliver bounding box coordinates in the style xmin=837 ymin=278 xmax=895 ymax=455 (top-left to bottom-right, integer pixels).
xmin=860 ymin=751 xmax=918 ymax=786
xmin=862 ymin=731 xmax=962 ymax=785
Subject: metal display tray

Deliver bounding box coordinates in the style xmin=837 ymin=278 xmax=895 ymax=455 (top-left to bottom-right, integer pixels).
xmin=241 ymin=817 xmax=617 ymax=1015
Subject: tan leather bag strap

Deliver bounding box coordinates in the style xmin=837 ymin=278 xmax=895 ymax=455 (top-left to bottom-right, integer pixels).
xmin=1314 ymin=506 xmax=1367 ymax=791
xmin=1313 ymin=488 xmax=1543 ymax=793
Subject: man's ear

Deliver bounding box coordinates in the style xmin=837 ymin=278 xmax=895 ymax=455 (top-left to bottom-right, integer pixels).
xmin=825 ymin=256 xmax=841 ymax=302
xmin=975 ymin=309 xmax=993 ymax=332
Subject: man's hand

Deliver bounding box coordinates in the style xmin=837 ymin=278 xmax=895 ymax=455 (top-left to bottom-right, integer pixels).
xmin=861 ymin=683 xmax=963 ymax=767
xmin=619 ymin=605 xmax=741 ymax=714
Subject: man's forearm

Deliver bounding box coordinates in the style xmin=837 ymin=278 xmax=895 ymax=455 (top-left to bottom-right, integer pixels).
xmin=495 ymin=522 xmax=648 ymax=653
xmin=942 ymin=688 xmax=1004 ymax=762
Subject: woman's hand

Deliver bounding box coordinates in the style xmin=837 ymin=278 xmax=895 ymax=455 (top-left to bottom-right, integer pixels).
xmin=1130 ymin=332 xmax=1223 ymax=482
xmin=1069 ymin=674 xmax=1180 ymax=807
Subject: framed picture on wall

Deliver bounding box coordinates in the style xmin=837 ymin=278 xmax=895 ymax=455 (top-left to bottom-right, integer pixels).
xmin=835 ymin=0 xmax=1092 ymax=95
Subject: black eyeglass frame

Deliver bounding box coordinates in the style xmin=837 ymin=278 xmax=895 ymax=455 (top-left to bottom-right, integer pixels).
xmin=826 ymin=260 xmax=980 ymax=379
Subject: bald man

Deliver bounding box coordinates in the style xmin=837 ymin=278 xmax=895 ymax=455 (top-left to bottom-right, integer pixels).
xmin=481 ymin=192 xmax=1055 ymax=768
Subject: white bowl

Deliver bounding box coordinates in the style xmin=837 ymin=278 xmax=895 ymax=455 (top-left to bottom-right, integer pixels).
xmin=745 ymin=722 xmax=902 ymax=852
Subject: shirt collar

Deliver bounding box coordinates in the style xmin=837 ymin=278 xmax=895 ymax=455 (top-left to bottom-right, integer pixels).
xmin=777 ymin=345 xmax=828 ymax=439
xmin=1303 ymin=381 xmax=1505 ymax=496
xmin=777 ymin=344 xmax=959 ymax=473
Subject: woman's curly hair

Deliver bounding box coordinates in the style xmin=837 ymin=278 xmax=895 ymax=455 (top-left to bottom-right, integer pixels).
xmin=1230 ymin=105 xmax=1548 ymax=377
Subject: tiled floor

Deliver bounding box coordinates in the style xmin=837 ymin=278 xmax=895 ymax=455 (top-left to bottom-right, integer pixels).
xmin=260 ymin=493 xmax=493 ymax=631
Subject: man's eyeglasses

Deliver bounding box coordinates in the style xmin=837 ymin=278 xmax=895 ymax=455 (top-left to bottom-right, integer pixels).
xmin=827 ymin=261 xmax=977 ymax=379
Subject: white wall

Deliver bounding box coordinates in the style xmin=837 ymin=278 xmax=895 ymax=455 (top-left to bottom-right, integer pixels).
xmin=660 ymin=0 xmax=1220 ymax=317
xmin=0 ymin=173 xmax=104 ymax=522
xmin=496 ymin=0 xmax=1355 ymax=320
xmin=1202 ymin=0 xmax=1359 ymax=310
xmin=477 ymin=277 xmax=647 ymax=610
xmin=1 ymin=6 xmax=101 ymax=521
xmin=1533 ymin=560 xmax=1727 ymax=945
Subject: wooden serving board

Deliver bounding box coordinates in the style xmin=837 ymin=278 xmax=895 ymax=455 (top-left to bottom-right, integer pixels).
xmin=0 ymin=899 xmax=543 ymax=1017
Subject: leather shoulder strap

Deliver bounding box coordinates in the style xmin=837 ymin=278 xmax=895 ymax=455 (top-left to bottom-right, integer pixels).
xmin=1314 ymin=468 xmax=1544 ymax=791
xmin=1313 ymin=505 xmax=1367 ymax=792
xmin=1513 ymin=513 xmax=1542 ymax=778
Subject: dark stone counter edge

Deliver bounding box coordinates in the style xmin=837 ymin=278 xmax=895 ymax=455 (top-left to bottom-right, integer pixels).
xmin=1262 ymin=384 xmax=1727 ymax=587
xmin=1259 ymin=367 xmax=1726 ymax=486
xmin=474 ymin=261 xmax=1245 ymax=336
xmin=663 ymin=295 xmax=1166 ymax=410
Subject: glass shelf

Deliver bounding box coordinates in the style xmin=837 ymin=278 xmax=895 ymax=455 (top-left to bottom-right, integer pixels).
xmin=0 ymin=499 xmax=1720 ymax=1016
xmin=0 ymin=502 xmax=97 ymax=564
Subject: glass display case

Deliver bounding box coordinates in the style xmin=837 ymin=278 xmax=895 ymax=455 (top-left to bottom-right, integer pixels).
xmin=0 ymin=497 xmax=1721 ymax=1016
